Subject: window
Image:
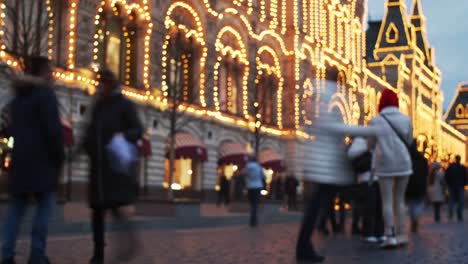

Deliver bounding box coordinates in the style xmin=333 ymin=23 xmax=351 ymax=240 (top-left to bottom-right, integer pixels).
xmin=94 ymin=4 xmax=141 ymax=87
xmin=165 ymin=31 xmax=198 ymax=104
xmin=257 ymin=74 xmax=278 ymax=125
xmin=3 ymin=0 xmax=52 ymax=67
xmin=164 ymin=158 xmax=200 ymax=190
xmin=219 ymin=58 xmax=243 ymax=115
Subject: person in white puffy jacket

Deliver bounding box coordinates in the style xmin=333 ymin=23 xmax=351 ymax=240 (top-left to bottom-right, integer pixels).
xmin=296 ymin=81 xmax=385 ymax=262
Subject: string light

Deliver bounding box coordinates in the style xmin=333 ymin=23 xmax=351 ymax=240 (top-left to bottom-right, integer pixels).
xmin=0 ymin=0 xmax=462 ymax=158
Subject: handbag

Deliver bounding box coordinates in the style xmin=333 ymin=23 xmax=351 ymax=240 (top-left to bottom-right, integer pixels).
xmin=106 ymin=134 xmax=138 ymax=176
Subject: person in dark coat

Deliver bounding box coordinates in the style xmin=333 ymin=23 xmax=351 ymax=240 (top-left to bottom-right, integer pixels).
xmin=445 ymin=155 xmax=467 ymax=222
xmin=83 ymin=69 xmax=143 ymax=264
xmin=1 ymin=57 xmax=64 ymax=264
xmin=405 ymin=152 xmax=428 ymax=233
xmin=217 ymin=173 xmax=230 ymax=206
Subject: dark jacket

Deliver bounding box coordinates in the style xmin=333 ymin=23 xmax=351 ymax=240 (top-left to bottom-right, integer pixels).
xmin=8 ymin=76 xmax=64 ymax=195
xmin=284 ymin=176 xmax=298 ymax=195
xmin=445 ymin=162 xmax=467 ymax=189
xmin=83 ymin=90 xmax=143 ymax=209
xmin=405 ymin=153 xmax=428 ymax=200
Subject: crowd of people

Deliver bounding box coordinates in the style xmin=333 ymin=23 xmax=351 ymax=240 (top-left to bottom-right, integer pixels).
xmin=295 ymin=87 xmax=467 ymax=263
xmin=0 ymin=57 xmax=466 ymax=264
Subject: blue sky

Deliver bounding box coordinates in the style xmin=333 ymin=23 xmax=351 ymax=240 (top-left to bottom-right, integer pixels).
xmin=367 ymin=0 xmax=468 ymax=111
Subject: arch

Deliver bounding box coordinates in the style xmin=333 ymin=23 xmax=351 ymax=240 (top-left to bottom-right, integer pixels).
xmin=255 ymin=45 xmax=284 ymax=128
xmin=301 ymin=78 xmax=314 ymax=126
xmin=177 ymin=124 xmax=204 ymax=142
xmin=92 ymin=0 xmax=152 ymax=88
xmin=213 ymin=26 xmax=249 ymax=117
xmin=215 ymin=131 xmax=248 ymax=147
xmin=328 ymin=93 xmax=352 ymax=125
xmin=300 ymin=43 xmax=316 ymax=65
xmin=456 ymin=104 xmax=465 ymax=118
xmin=260 ymin=139 xmax=282 ymax=154
xmin=161 ymin=2 xmax=207 ymax=106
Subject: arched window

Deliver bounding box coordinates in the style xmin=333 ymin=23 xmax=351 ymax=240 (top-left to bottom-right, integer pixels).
xmin=165 ymin=31 xmax=199 ymax=103
xmin=302 ymin=79 xmax=314 ymax=126
xmin=213 ymin=27 xmax=249 ymax=116
xmin=104 ymin=6 xmax=123 ymax=78
xmin=257 ymin=73 xmax=278 ymax=125
xmin=93 ymin=3 xmax=145 ymax=88
xmin=2 ymin=0 xmax=54 ymax=68
xmin=162 ymin=4 xmax=206 ymax=105
xmin=253 ymin=46 xmax=283 ymax=127
xmin=218 ymin=57 xmax=244 ymax=115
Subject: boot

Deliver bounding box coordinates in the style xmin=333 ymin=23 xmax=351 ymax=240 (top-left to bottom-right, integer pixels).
xmin=90 ymin=246 xmax=104 ymax=264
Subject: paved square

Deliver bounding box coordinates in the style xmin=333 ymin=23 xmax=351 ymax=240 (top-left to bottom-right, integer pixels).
xmin=11 ymin=215 xmax=468 ymax=264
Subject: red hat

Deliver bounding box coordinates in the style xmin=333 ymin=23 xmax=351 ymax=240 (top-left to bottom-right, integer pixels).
xmin=378 ymin=89 xmax=399 ymax=113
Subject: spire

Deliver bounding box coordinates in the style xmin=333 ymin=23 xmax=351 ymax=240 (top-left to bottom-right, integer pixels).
xmin=411 ymin=0 xmax=425 ymax=27
xmin=410 ymin=0 xmax=430 ymax=64
xmin=412 ymin=0 xmax=422 ymax=17
xmin=373 ymin=0 xmax=411 ymax=59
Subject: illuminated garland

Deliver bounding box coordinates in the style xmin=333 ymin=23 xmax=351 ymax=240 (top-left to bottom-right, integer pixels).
xmin=212 ymin=26 xmax=249 ymax=117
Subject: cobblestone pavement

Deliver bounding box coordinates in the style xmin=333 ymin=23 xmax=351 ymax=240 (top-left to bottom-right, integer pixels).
xmin=12 ymin=216 xmax=468 ymax=264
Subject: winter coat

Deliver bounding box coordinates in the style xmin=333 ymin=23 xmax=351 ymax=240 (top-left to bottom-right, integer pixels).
xmin=347 ymin=137 xmax=373 ymax=183
xmin=243 ymin=161 xmax=266 ymax=189
xmin=445 ymin=162 xmax=467 ymax=189
xmin=428 ymin=170 xmax=446 ymax=203
xmin=303 ymin=109 xmax=383 ymax=185
xmin=83 ymin=90 xmax=143 ymax=209
xmin=405 ymin=153 xmax=428 ymax=200
xmin=368 ymin=107 xmax=413 ymax=178
xmin=8 ymin=76 xmax=64 ymax=195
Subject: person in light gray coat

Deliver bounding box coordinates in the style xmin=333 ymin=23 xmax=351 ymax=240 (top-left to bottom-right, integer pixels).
xmin=368 ymin=89 xmax=413 ymax=248
xmin=428 ymin=162 xmax=445 ymax=223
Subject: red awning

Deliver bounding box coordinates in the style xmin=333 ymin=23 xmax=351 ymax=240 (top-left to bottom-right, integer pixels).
xmin=138 ymin=137 xmax=152 ymax=157
xmin=165 ymin=133 xmax=207 ymax=161
xmin=61 ymin=118 xmax=74 ymax=147
xmin=218 ymin=142 xmax=249 ymax=166
xmin=259 ymin=148 xmax=285 ymax=172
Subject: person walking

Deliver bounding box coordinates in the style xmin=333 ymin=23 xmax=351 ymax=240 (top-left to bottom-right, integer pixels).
xmin=83 ymin=69 xmax=143 ymax=264
xmin=284 ymin=174 xmax=299 ymax=210
xmin=428 ymin=162 xmax=445 ymax=223
xmin=405 ymin=153 xmax=429 ymax=233
xmin=1 ymin=57 xmax=65 ymax=264
xmin=347 ymin=137 xmax=384 ymax=243
xmin=243 ymin=156 xmax=266 ymax=227
xmin=368 ymin=89 xmax=413 ymax=248
xmin=445 ymin=155 xmax=467 ymax=222
xmin=217 ymin=173 xmax=230 ymax=206
xmin=296 ymin=80 xmax=385 ymax=263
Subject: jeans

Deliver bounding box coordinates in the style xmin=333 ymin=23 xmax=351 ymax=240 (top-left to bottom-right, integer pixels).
xmin=360 ymin=182 xmax=384 ymax=238
xmin=379 ymin=176 xmax=409 ymax=236
xmin=247 ymin=189 xmax=261 ymax=226
xmin=296 ymin=184 xmax=333 ymax=257
xmin=448 ymin=187 xmax=465 ymax=221
xmin=1 ymin=192 xmax=55 ymax=261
